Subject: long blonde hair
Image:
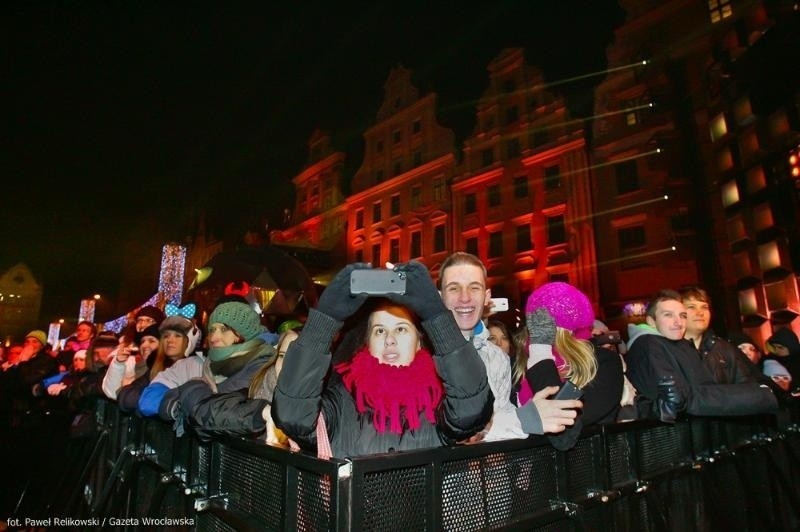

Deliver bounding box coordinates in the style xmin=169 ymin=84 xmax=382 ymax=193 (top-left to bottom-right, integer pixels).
xmin=513 ymin=327 xmax=597 ymax=389
xmin=149 ymin=335 xmax=188 ymax=380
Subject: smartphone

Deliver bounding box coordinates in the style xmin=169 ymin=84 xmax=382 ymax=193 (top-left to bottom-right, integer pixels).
xmin=350 ymin=269 xmax=407 ymax=295
xmin=489 ymin=297 xmax=509 ymax=313
xmin=554 ymin=380 xmax=584 ymax=400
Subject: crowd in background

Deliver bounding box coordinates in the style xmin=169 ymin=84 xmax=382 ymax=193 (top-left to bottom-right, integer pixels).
xmin=2 ymin=252 xmax=799 ymax=517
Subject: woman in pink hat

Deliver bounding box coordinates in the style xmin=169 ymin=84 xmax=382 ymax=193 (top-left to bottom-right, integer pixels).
xmin=513 ymin=282 xmax=624 ymax=450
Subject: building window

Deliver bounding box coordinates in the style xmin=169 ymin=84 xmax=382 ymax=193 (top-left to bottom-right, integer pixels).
xmin=411 ymin=185 xmax=422 ymax=208
xmin=466 ymin=237 xmax=478 ymax=256
xmin=504 ymin=106 xmax=519 ymax=126
xmin=709 ymin=0 xmax=732 ymax=23
xmin=372 ymin=202 xmax=381 ymax=223
xmin=412 ymin=119 xmax=421 ymax=134
xmin=412 ymin=149 xmax=422 ymax=167
xmin=371 ymin=243 xmax=381 ymax=266
xmin=465 ymin=193 xmax=477 ymax=215
xmin=670 ymin=214 xmax=690 ymax=234
xmin=488 ymin=184 xmax=501 ymax=207
xmin=355 ymin=248 xmax=364 ymax=263
xmin=516 ymin=224 xmax=532 ymax=252
xmin=615 ymin=160 xmax=639 ymax=194
xmin=434 ymin=224 xmax=446 ymax=252
xmin=489 ymin=231 xmax=503 ymax=258
xmin=710 ymin=113 xmax=728 ymax=141
xmin=433 ymin=178 xmax=445 ymax=201
xmin=389 ymin=237 xmax=400 ymax=263
xmin=390 ymin=194 xmax=400 ymax=216
xmin=532 ymin=129 xmax=548 ymax=147
xmin=375 ymin=168 xmax=384 ymax=182
xmin=513 ymin=175 xmax=529 ymax=198
xmin=547 ymin=214 xmax=566 ymax=244
xmin=393 ymin=159 xmax=402 ymax=176
xmin=544 ymin=165 xmax=561 ymax=190
xmin=410 ymin=231 xmax=421 ymax=258
xmin=481 ymin=148 xmax=494 ymax=167
xmin=506 ymin=138 xmax=521 ymax=158
xmin=393 ymin=129 xmax=402 ymax=144
xmin=618 ymin=225 xmax=646 ymax=252
xmin=376 ymin=140 xmax=383 ymax=153
xmin=355 ymin=209 xmax=364 ymax=230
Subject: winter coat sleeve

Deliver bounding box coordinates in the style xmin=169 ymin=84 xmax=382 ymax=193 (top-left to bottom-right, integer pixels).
xmin=102 ymin=358 xmax=127 ymax=399
xmin=184 ymin=389 xmax=269 ymax=442
xmin=117 ymin=374 xmax=149 ymax=414
xmin=139 ymin=382 xmax=170 ymax=417
xmin=423 ymin=311 xmax=493 ymax=444
xmin=272 ymin=308 xmax=340 ymax=449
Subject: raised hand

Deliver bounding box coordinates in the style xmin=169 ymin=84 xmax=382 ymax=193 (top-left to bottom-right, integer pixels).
xmin=526 ymin=308 xmax=557 ymax=346
xmin=384 ymin=261 xmax=447 ymax=321
xmin=316 ymin=262 xmax=372 ymax=322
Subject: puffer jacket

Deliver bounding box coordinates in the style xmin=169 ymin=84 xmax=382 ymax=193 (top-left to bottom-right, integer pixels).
xmin=272 ymin=309 xmax=493 ymax=458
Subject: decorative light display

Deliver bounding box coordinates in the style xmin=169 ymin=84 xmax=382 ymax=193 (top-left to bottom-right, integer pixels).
xmin=623 ymin=301 xmax=648 ymax=318
xmin=159 ymin=243 xmax=186 ymax=306
xmin=48 ymin=322 xmax=61 ymax=349
xmin=79 ymin=242 xmax=187 ymax=334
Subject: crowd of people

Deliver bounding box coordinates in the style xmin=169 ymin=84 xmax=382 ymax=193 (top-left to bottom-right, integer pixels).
xmin=1 ymin=252 xmax=799 ymax=515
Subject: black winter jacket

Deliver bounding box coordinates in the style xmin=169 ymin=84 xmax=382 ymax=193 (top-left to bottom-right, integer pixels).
xmin=627 ymin=331 xmax=777 ymax=417
xmin=272 ymin=309 xmax=493 ymax=458
xmin=693 ymin=330 xmax=754 ymax=384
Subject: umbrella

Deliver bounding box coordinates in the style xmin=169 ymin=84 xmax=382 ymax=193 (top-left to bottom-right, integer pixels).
xmin=186 ymin=245 xmax=318 ymax=317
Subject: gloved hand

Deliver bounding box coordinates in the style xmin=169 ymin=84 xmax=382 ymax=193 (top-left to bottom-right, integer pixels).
xmin=316 ymin=262 xmax=371 ymax=322
xmin=526 ymin=308 xmax=556 ymax=346
xmin=656 ymin=376 xmax=685 ymax=423
xmin=385 ymin=261 xmax=447 ymax=321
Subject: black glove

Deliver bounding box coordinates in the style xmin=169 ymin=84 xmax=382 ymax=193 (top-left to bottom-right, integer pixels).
xmin=656 ymin=376 xmax=685 ymax=423
xmin=385 ymin=261 xmax=448 ymax=321
xmin=526 ymin=308 xmax=556 ymax=346
xmin=316 ymin=262 xmax=371 ymax=322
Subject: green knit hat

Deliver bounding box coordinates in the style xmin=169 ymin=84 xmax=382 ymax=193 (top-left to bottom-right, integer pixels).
xmin=25 ymin=330 xmax=48 ymax=347
xmin=209 ymin=302 xmax=266 ymax=342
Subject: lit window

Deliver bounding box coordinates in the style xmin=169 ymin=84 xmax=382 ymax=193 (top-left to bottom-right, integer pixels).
xmin=721 ymin=180 xmax=740 ymax=207
xmin=738 ymin=288 xmax=758 ymax=315
xmin=626 ymin=112 xmax=638 ymax=126
xmin=709 ymin=113 xmax=728 ymax=141
xmin=709 ymin=0 xmax=732 ymax=23
xmin=753 ymin=203 xmax=774 ymax=232
xmin=757 ymin=241 xmax=780 ymax=271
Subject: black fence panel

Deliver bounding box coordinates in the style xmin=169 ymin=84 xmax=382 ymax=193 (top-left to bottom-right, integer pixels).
xmin=7 ymin=398 xmax=800 ymax=532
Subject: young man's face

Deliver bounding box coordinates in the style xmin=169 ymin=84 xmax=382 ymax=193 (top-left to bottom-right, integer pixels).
xmin=440 ymin=263 xmax=491 ymax=334
xmin=647 ymin=299 xmax=687 ymax=341
xmin=683 ymin=297 xmax=711 ymax=337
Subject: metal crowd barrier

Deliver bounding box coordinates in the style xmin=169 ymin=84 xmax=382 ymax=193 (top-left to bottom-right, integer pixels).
xmin=21 ymin=399 xmax=800 ymax=531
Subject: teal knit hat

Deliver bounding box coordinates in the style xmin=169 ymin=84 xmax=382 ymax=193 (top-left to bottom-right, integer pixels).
xmin=209 ymin=302 xmax=266 ymax=342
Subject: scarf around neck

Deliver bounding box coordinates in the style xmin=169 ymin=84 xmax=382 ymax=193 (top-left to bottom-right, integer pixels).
xmin=208 ymin=338 xmax=266 ymax=377
xmin=334 ymin=346 xmax=444 ymax=435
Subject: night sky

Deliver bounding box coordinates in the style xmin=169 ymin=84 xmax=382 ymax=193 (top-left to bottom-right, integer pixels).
xmin=2 ymin=1 xmax=625 ymax=324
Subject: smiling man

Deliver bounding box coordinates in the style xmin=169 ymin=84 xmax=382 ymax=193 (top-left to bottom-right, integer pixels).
xmin=626 ymin=289 xmax=778 ymax=421
xmin=679 ymin=286 xmax=755 ymax=384
xmin=438 ymin=252 xmax=580 ymax=438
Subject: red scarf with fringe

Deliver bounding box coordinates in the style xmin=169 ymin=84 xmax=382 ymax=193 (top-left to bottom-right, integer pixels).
xmin=334 ymin=346 xmax=444 ymax=435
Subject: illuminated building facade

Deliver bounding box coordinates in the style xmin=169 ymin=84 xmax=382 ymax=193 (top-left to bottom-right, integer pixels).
xmin=455 ymin=48 xmax=599 ymax=308
xmin=592 ymin=0 xmax=799 ymax=338
xmin=0 ymin=262 xmax=42 ymax=343
xmin=703 ymin=1 xmax=800 ymax=342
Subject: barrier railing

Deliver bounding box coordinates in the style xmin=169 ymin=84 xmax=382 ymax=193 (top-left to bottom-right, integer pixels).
xmin=12 ymin=400 xmax=800 ymax=531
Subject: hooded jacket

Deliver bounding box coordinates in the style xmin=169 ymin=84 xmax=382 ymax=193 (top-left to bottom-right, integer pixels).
xmin=766 ymin=328 xmax=800 ymax=384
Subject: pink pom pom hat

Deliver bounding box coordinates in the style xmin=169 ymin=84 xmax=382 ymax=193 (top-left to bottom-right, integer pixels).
xmin=525 ymin=282 xmax=595 ymax=340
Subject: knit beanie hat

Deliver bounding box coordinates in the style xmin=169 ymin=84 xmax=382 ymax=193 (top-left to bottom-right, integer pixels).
xmin=136 ymin=305 xmax=166 ymax=324
xmin=525 ymin=282 xmax=595 ymax=340
xmin=25 ymin=330 xmax=48 ymax=347
xmin=209 ymin=301 xmax=266 ymax=342
xmin=135 ymin=323 xmax=161 ymax=344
